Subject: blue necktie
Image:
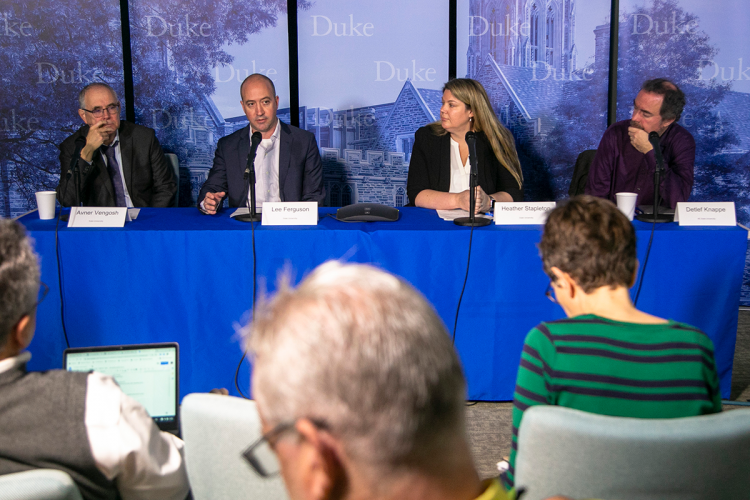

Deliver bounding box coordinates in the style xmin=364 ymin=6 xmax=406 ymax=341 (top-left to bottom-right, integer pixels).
xmin=102 ymin=141 xmax=126 ymax=207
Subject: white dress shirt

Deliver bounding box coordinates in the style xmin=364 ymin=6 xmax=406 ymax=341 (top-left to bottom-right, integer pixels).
xmin=251 ymin=120 xmax=281 ymax=209
xmin=0 ymin=353 xmax=189 ymax=500
xmin=449 ymin=137 xmax=471 ymax=194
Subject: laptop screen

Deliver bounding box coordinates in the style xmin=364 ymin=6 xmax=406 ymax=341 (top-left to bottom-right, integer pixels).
xmin=63 ymin=343 xmax=179 ymax=432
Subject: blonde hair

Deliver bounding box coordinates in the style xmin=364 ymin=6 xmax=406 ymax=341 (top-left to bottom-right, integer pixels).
xmin=429 ymin=78 xmax=523 ymax=187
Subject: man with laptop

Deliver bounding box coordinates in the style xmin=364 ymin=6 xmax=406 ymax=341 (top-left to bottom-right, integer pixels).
xmin=0 ymin=220 xmax=189 ymax=500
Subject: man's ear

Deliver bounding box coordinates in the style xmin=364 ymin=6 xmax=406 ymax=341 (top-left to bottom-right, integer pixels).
xmin=630 ymin=260 xmax=640 ymax=288
xmin=78 ymin=109 xmax=87 ymax=124
xmin=295 ymin=418 xmax=345 ymax=500
xmin=0 ymin=314 xmax=31 ymax=359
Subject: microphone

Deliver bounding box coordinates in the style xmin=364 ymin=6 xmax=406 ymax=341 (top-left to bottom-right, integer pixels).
xmin=465 ymin=131 xmax=479 ymax=177
xmin=244 ymin=131 xmax=262 ymax=180
xmin=454 ymin=131 xmax=491 ymax=227
xmin=635 ymin=131 xmax=673 ymax=222
xmin=648 ymin=131 xmax=664 ymax=172
xmin=66 ymin=136 xmax=87 ymax=179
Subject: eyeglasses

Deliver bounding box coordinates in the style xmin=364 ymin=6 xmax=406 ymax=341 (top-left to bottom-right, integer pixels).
xmin=34 ymin=281 xmax=49 ymax=310
xmin=242 ymin=418 xmax=329 ymax=478
xmin=241 ymin=421 xmax=295 ymax=478
xmin=80 ymin=103 xmax=120 ymax=119
xmin=545 ymin=281 xmax=558 ymax=304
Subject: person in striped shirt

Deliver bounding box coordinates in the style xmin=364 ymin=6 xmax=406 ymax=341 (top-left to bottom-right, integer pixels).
xmin=505 ymin=195 xmax=722 ymax=489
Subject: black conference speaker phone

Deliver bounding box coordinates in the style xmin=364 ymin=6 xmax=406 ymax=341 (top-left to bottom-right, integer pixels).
xmin=336 ymin=203 xmax=400 ymax=222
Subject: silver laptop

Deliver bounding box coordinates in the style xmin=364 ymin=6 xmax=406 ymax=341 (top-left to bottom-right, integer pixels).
xmin=63 ymin=343 xmax=179 ymax=433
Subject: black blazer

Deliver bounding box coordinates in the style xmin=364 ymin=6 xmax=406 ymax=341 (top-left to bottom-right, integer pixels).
xmin=198 ymin=121 xmax=325 ymax=209
xmin=57 ymin=121 xmax=176 ymax=208
xmin=406 ymin=126 xmax=523 ymax=204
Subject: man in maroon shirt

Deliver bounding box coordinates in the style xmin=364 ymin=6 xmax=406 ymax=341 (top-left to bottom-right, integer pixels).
xmin=585 ymin=78 xmax=695 ymax=208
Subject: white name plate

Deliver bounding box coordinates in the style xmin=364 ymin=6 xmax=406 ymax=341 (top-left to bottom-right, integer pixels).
xmin=494 ymin=202 xmax=556 ymax=225
xmin=674 ymin=202 xmax=736 ymax=226
xmin=262 ymin=202 xmax=318 ymax=226
xmin=68 ymin=207 xmax=127 ymax=228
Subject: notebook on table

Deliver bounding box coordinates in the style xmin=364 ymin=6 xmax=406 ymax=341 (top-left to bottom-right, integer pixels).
xmin=63 ymin=342 xmax=180 ymax=433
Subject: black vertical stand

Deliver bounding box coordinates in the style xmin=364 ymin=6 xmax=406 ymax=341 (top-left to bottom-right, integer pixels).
xmin=235 ymin=132 xmax=263 ymax=223
xmin=455 ymin=131 xmax=491 ymax=227
xmin=635 ymin=132 xmax=673 ymax=223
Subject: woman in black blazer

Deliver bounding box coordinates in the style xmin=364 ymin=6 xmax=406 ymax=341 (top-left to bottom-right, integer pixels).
xmin=406 ymin=79 xmax=523 ymax=211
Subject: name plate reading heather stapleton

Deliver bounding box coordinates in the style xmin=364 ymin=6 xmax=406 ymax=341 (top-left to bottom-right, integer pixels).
xmin=674 ymin=202 xmax=736 ymax=226
xmin=262 ymin=202 xmax=318 ymax=226
xmin=68 ymin=207 xmax=127 ymax=228
xmin=494 ymin=202 xmax=556 ymax=225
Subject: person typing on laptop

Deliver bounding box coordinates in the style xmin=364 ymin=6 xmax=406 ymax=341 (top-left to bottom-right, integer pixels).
xmin=0 ymin=220 xmax=189 ymax=500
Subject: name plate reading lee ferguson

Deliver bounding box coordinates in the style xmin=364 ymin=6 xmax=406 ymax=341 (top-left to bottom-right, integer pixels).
xmin=494 ymin=202 xmax=556 ymax=225
xmin=674 ymin=202 xmax=736 ymax=226
xmin=68 ymin=207 xmax=127 ymax=228
xmin=262 ymin=202 xmax=318 ymax=226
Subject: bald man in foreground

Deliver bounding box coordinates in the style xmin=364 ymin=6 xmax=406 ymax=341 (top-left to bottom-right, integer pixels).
xmin=243 ymin=261 xmax=512 ymax=500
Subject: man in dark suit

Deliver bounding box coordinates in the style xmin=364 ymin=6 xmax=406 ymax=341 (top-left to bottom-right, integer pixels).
xmin=198 ymin=74 xmax=324 ymax=214
xmin=57 ymin=83 xmax=176 ymax=208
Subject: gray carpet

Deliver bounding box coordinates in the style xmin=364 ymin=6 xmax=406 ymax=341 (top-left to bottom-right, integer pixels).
xmin=465 ymin=309 xmax=750 ymax=479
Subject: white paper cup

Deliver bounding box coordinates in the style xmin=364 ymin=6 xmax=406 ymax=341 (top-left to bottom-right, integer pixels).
xmin=35 ymin=191 xmax=57 ymax=220
xmin=615 ymin=192 xmax=638 ymax=221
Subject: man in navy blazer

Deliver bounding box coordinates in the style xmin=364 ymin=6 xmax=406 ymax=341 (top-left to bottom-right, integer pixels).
xmin=198 ymin=74 xmax=324 ymax=213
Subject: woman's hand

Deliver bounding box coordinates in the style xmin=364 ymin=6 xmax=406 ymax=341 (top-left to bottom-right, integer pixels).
xmin=454 ymin=186 xmax=491 ymax=213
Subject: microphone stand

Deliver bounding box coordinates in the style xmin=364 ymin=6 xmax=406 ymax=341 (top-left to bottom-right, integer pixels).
xmin=635 ymin=131 xmax=673 ymax=223
xmin=61 ymin=138 xmax=86 ymax=221
xmin=236 ymin=132 xmax=263 ymax=223
xmin=455 ymin=131 xmax=491 ymax=227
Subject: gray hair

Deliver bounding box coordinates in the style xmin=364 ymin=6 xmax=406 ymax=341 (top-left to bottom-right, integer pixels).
xmin=78 ymin=82 xmax=118 ymax=110
xmin=246 ymin=261 xmax=467 ymax=471
xmin=0 ymin=220 xmax=40 ymax=346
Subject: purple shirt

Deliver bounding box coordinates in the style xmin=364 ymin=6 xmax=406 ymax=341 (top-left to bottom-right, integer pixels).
xmin=585 ymin=120 xmax=695 ymax=208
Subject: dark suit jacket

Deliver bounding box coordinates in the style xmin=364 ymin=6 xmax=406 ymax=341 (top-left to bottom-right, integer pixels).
xmin=406 ymin=126 xmax=523 ymax=204
xmin=198 ymin=121 xmax=325 ymax=209
xmin=57 ymin=121 xmax=176 ymax=207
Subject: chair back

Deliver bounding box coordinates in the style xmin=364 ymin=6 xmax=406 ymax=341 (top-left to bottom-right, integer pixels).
xmin=164 ymin=153 xmax=180 ymax=207
xmin=0 ymin=469 xmax=83 ymax=500
xmin=514 ymin=406 xmax=750 ymax=500
xmin=568 ymin=149 xmax=596 ymax=197
xmin=181 ymin=393 xmax=288 ymax=500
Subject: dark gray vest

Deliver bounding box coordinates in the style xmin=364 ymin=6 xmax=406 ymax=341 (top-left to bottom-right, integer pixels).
xmin=0 ymin=362 xmax=119 ymax=500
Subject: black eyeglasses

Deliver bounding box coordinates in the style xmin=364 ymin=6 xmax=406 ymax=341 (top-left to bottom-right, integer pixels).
xmin=545 ymin=281 xmax=558 ymax=304
xmin=80 ymin=103 xmax=120 ymax=119
xmin=241 ymin=421 xmax=296 ymax=477
xmin=242 ymin=418 xmax=329 ymax=478
xmin=34 ymin=281 xmax=49 ymax=310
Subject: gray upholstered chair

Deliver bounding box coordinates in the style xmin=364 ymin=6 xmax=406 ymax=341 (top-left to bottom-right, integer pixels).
xmin=181 ymin=393 xmax=288 ymax=500
xmin=164 ymin=153 xmax=180 ymax=207
xmin=0 ymin=469 xmax=83 ymax=500
xmin=514 ymin=405 xmax=750 ymax=500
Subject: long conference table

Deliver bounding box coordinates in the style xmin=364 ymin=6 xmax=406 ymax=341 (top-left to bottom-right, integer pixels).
xmin=20 ymin=207 xmax=748 ymax=400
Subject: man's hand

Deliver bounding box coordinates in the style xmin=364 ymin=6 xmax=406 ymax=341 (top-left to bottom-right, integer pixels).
xmin=203 ymin=191 xmax=225 ymax=214
xmin=628 ymin=126 xmax=653 ymax=154
xmin=80 ymin=122 xmax=111 ymax=162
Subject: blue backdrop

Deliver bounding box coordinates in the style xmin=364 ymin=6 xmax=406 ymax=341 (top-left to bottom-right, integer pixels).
xmin=1 ymin=0 xmax=748 ymax=303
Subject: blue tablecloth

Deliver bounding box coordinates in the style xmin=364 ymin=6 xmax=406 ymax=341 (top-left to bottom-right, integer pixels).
xmin=20 ymin=207 xmax=747 ymax=400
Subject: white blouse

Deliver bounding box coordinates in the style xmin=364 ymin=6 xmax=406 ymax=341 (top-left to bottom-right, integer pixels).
xmin=448 ymin=137 xmax=471 ymax=193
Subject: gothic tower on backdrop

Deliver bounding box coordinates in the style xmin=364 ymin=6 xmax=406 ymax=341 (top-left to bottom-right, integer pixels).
xmin=467 ymin=0 xmax=576 ymax=78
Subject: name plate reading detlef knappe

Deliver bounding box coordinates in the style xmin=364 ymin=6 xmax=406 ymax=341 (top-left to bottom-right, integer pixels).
xmin=674 ymin=202 xmax=736 ymax=226
xmin=494 ymin=202 xmax=556 ymax=225
xmin=67 ymin=207 xmax=127 ymax=228
xmin=262 ymin=202 xmax=318 ymax=226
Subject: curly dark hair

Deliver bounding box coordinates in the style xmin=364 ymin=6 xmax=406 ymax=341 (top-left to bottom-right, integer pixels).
xmin=539 ymin=195 xmax=636 ymax=293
